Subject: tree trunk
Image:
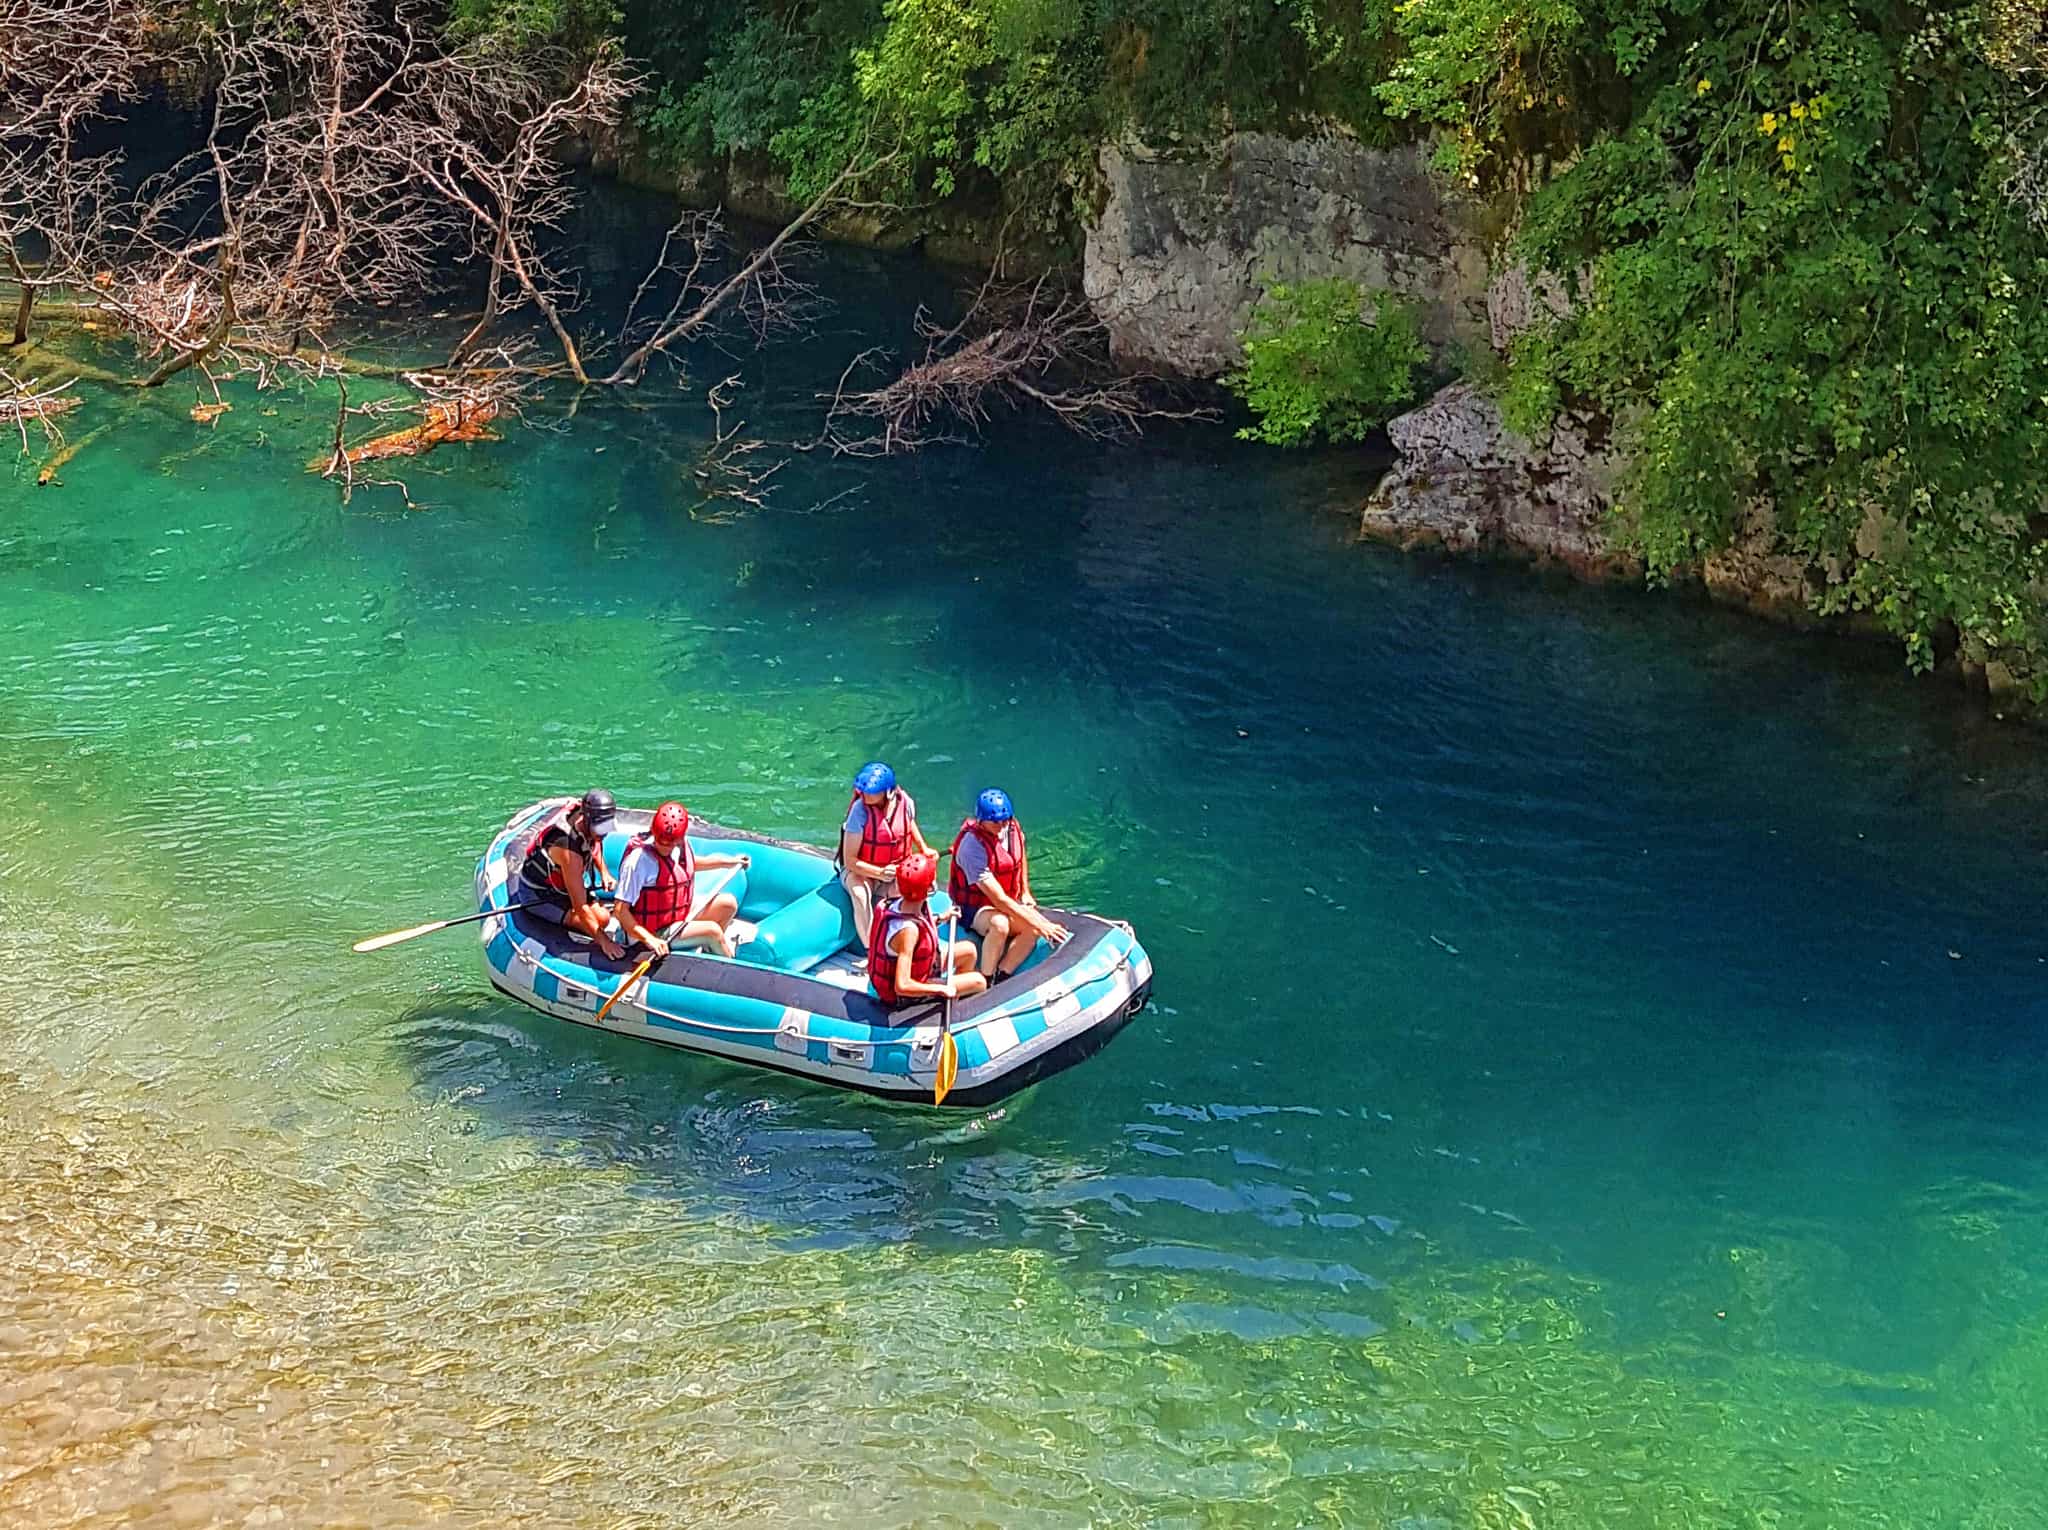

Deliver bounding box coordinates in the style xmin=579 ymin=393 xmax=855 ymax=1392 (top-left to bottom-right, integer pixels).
xmin=141 ymin=259 xmax=236 ymax=388
xmin=10 ymin=284 xmax=31 ymax=346
xmin=448 ymin=226 xmax=509 ymax=367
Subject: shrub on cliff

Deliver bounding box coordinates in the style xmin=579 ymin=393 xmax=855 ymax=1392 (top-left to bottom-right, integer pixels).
xmin=1228 ymin=281 xmax=1427 ymax=448
xmin=1490 ymin=0 xmax=2048 ymax=693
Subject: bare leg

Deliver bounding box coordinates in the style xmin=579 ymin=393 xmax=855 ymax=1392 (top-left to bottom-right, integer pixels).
xmin=946 ymin=942 xmax=988 ymax=999
xmin=971 ymin=908 xmax=1011 ymax=977
xmin=676 ymin=892 xmax=741 ymax=957
xmin=841 ymin=869 xmax=875 ymax=950
xmin=998 ymin=921 xmax=1038 ymax=977
xmin=567 ymin=900 xmax=624 ymax=959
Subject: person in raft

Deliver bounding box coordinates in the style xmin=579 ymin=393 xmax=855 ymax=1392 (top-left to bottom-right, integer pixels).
xmin=612 ymin=800 xmax=750 ymax=960
xmin=838 ymin=760 xmax=936 ymax=946
xmin=948 ymin=788 xmax=1070 ymax=980
xmin=866 ymin=852 xmax=986 ymax=1009
xmin=516 ymin=787 xmax=623 ymax=958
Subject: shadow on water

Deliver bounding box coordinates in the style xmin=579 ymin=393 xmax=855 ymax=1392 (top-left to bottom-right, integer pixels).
xmin=383 ymin=989 xmax=1066 ymax=1252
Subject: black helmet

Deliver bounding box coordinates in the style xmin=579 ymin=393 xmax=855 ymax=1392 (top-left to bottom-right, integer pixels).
xmin=578 ymin=788 xmax=617 ymax=830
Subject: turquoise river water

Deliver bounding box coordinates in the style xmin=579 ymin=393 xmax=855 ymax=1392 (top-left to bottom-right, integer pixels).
xmin=5 ymin=226 xmax=2048 ymax=1528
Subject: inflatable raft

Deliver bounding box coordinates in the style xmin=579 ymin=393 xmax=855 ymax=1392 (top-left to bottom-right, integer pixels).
xmin=473 ymin=798 xmax=1153 ymax=1107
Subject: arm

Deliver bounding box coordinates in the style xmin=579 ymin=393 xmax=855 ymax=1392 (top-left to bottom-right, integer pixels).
xmin=977 ymin=872 xmax=1067 ymax=944
xmin=614 ymin=904 xmax=668 ymax=956
xmin=891 ymin=927 xmax=953 ymax=999
xmin=696 ymin=852 xmax=752 ymax=871
xmin=553 ymin=846 xmax=594 ymax=911
xmin=841 ymin=827 xmax=890 ymax=881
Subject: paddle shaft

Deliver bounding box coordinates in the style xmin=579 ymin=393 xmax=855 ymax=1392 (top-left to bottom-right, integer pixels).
xmin=595 ymin=861 xmax=746 ymax=1023
xmin=934 ymin=908 xmax=961 ymax=1105
xmin=352 ymin=890 xmax=615 ymax=953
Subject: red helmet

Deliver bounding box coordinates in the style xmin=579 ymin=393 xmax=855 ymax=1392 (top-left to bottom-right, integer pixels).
xmin=652 ymin=800 xmax=690 ymax=840
xmin=896 ymin=852 xmax=937 ymax=900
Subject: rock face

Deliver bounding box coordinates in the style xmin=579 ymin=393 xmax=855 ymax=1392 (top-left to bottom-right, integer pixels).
xmin=1362 ymin=385 xmax=1836 ymax=612
xmin=1484 ymin=261 xmax=1574 ymax=354
xmin=1359 ymin=383 xmax=1635 ymax=579
xmin=1082 ymin=135 xmax=1491 ymax=376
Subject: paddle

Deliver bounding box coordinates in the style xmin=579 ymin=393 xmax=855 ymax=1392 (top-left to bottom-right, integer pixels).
xmin=934 ymin=907 xmax=961 ymax=1106
xmin=593 ymin=861 xmax=745 ymax=1025
xmin=352 ymin=891 xmax=615 ymax=953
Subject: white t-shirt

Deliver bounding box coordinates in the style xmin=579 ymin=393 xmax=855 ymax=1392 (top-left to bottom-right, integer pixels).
xmin=617 ymin=840 xmax=690 ymax=911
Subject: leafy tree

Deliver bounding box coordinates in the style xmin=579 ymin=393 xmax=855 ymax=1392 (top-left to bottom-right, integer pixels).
xmin=1499 ymin=0 xmax=2048 ymax=688
xmin=1228 ymin=280 xmax=1427 ymax=447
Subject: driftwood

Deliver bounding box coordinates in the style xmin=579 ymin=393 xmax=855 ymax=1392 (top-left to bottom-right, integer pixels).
xmin=0 ymin=369 xmax=82 ymax=453
xmin=307 ymin=395 xmax=501 ymax=470
xmin=813 ymin=276 xmax=1212 ymax=456
xmin=35 ymin=421 xmax=107 ymax=484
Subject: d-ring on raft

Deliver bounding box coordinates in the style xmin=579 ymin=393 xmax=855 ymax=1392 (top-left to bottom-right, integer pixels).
xmin=474 ymin=798 xmax=1155 ymax=1107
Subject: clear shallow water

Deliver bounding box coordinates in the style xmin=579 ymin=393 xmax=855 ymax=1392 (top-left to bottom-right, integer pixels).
xmin=6 ymin=211 xmax=2048 ymax=1526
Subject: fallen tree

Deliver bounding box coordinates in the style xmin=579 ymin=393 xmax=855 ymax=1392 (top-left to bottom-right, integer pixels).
xmin=814 ymin=276 xmax=1212 ymax=456
xmin=0 ymin=368 xmax=82 ymax=451
xmin=2 ymin=0 xmax=1204 ymax=508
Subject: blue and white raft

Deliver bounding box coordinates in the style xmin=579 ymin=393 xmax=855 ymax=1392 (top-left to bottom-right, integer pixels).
xmin=474 ymin=798 xmax=1154 ymax=1107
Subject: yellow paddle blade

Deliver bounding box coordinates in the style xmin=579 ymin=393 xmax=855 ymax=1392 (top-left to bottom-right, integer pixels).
xmin=595 ymin=955 xmax=656 ymax=1024
xmin=352 ymin=919 xmax=451 ymax=953
xmin=934 ymin=1030 xmax=959 ymax=1106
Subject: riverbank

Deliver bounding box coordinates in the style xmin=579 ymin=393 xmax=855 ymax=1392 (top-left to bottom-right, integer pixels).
xmin=576 ymin=121 xmax=2048 ymax=730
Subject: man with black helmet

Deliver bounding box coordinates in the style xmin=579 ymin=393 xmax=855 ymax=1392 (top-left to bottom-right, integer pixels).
xmin=515 ymin=788 xmax=624 ymax=958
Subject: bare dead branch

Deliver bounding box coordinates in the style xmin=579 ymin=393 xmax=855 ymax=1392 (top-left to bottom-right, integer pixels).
xmin=812 ymin=275 xmax=1215 ymax=456
xmin=594 ymin=148 xmax=898 ymax=386
xmin=0 ymin=367 xmax=82 ymax=452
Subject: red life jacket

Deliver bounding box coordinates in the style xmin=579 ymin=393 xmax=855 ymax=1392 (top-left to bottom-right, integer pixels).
xmin=624 ymin=833 xmax=695 ymax=931
xmin=517 ymin=804 xmax=601 ymax=894
xmin=866 ymin=897 xmax=940 ymax=1005
xmin=847 ymin=788 xmax=913 ymax=870
xmin=947 ymin=818 xmax=1025 ymax=919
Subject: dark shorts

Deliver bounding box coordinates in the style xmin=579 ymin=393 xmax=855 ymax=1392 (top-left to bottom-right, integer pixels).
xmin=519 ymin=878 xmax=573 ymax=922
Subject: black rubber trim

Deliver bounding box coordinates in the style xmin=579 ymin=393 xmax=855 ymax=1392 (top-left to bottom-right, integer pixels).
xmin=489 ymin=976 xmax=1152 ymax=1108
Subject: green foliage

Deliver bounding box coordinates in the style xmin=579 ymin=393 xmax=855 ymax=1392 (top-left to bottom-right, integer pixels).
xmin=853 ymin=0 xmax=991 ymax=197
xmin=457 ymin=0 xmax=2048 ymax=697
xmin=1498 ymin=0 xmax=2048 ymax=689
xmin=446 ymin=0 xmax=620 ymax=51
xmin=1228 ymin=280 xmax=1427 ymax=448
xmin=614 ymin=0 xmax=1403 ymax=218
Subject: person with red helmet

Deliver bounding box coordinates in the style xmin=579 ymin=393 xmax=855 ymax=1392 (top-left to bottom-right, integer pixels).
xmin=838 ymin=760 xmax=936 ymax=949
xmin=866 ymin=852 xmax=985 ymax=1009
xmin=614 ymin=800 xmax=751 ymax=959
xmin=948 ymin=788 xmax=1069 ymax=980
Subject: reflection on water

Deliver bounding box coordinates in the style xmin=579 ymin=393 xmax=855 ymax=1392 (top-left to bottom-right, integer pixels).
xmin=6 ymin=191 xmax=2048 ymax=1525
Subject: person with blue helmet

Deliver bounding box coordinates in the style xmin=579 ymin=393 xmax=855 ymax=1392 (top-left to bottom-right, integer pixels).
xmin=947 ymin=787 xmax=1069 ymax=980
xmin=838 ymin=760 xmax=935 ymax=947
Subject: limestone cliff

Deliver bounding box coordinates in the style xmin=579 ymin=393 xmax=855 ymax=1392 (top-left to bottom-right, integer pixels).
xmin=1357 ymin=382 xmax=1631 ymax=580
xmin=1080 ymin=135 xmax=1491 ymax=376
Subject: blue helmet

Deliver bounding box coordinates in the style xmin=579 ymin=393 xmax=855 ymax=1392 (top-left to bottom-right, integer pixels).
xmin=853 ymin=761 xmax=896 ymax=795
xmin=975 ymin=788 xmax=1014 ymax=823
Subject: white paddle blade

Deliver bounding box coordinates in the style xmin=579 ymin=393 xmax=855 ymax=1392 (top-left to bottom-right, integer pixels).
xmin=352 ymin=919 xmax=452 ymax=953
